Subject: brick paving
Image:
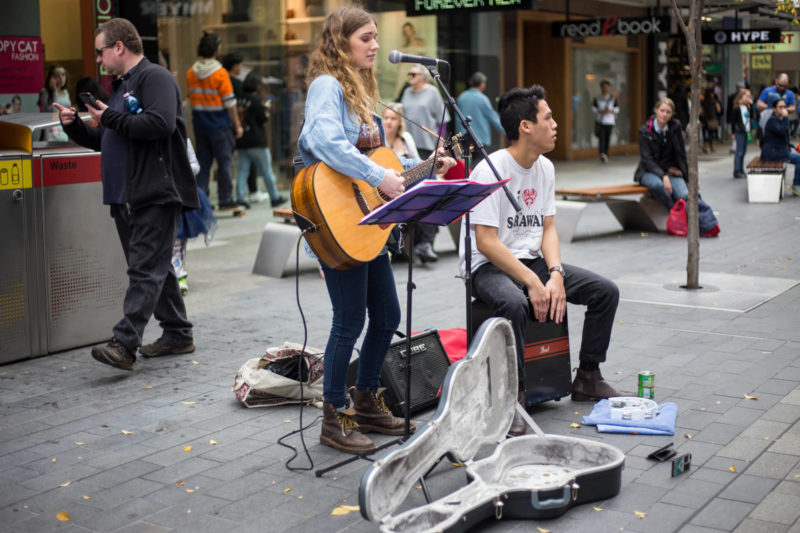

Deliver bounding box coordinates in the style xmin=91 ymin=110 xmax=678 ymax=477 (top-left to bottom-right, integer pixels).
xmin=1 ymin=149 xmax=799 ymax=532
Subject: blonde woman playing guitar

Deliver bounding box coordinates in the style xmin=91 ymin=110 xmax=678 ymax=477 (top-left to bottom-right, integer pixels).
xmin=294 ymin=5 xmax=454 ymax=455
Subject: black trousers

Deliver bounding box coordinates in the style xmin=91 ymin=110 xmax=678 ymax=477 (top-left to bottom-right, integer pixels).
xmin=598 ymin=124 xmax=613 ymax=156
xmin=110 ymin=203 xmax=193 ymax=352
xmin=472 ymin=257 xmax=618 ymax=388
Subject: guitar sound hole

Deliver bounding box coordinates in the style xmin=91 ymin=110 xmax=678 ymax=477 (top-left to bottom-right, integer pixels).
xmin=352 ymin=183 xmax=370 ymax=216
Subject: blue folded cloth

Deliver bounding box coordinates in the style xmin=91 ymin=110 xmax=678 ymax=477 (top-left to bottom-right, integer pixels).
xmin=582 ymin=399 xmax=678 ymax=435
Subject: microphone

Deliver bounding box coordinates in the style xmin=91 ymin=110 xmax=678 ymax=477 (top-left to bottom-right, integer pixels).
xmin=388 ymin=50 xmax=449 ymax=67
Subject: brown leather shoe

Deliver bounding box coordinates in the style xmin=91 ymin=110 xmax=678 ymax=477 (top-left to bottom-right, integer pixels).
xmin=571 ymin=368 xmax=626 ymax=401
xmin=508 ymin=391 xmax=528 ymax=436
xmin=350 ymin=387 xmax=413 ymax=435
xmin=320 ymin=403 xmax=376 ymax=454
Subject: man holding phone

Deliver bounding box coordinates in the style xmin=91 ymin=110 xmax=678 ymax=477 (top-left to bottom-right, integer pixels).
xmin=53 ymin=18 xmax=199 ymax=371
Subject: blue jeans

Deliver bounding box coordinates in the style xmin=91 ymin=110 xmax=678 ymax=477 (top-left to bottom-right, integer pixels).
xmin=734 ymin=132 xmax=748 ymax=173
xmin=194 ymin=128 xmax=235 ymax=204
xmin=320 ymin=253 xmax=401 ymax=407
xmin=236 ymin=147 xmax=281 ymax=203
xmin=790 ymin=152 xmax=800 ymax=186
xmin=640 ymin=172 xmax=688 ymax=210
xmin=472 ymin=258 xmax=619 ymax=390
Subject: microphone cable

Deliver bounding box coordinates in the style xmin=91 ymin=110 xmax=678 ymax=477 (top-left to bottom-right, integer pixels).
xmin=278 ymin=227 xmax=321 ymax=472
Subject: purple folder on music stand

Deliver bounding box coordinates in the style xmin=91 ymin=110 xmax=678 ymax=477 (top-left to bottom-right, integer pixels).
xmin=359 ymin=179 xmax=510 ymax=227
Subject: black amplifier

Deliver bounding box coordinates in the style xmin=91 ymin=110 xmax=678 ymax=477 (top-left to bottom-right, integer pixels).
xmin=346 ymin=330 xmax=451 ymax=416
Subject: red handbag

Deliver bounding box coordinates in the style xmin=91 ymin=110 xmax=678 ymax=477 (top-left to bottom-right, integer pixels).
xmin=666 ymin=198 xmax=688 ymax=236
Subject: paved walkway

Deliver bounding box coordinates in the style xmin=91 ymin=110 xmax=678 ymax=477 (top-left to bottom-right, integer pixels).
xmin=1 ymin=148 xmax=799 ymax=533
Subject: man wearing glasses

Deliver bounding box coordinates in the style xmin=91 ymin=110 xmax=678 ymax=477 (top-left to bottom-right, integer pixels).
xmin=53 ymin=18 xmax=198 ymax=371
xmin=756 ymin=73 xmax=796 ymax=114
xmin=399 ymin=66 xmax=451 ymax=262
xmin=400 ymin=67 xmax=450 ymax=159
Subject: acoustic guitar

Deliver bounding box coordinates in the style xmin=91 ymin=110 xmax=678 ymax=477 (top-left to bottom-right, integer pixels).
xmin=291 ymin=136 xmax=465 ymax=270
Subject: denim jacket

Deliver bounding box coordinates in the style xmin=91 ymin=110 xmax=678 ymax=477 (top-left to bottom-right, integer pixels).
xmin=298 ymin=74 xmax=418 ymax=185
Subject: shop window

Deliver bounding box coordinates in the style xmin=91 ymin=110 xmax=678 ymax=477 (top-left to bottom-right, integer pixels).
xmin=571 ymin=48 xmax=631 ymax=151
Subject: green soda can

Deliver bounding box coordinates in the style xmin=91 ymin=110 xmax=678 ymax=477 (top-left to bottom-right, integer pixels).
xmin=638 ymin=371 xmax=655 ymax=399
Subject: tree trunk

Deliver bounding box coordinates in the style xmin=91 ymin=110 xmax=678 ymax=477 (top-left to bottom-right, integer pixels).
xmin=670 ymin=0 xmax=703 ymax=289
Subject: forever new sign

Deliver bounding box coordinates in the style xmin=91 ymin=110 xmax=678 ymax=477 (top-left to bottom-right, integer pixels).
xmin=407 ymin=0 xmax=532 ymax=16
xmin=553 ymin=17 xmax=669 ymax=38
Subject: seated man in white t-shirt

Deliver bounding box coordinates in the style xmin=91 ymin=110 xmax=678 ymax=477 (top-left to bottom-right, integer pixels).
xmin=458 ymin=85 xmax=625 ymax=436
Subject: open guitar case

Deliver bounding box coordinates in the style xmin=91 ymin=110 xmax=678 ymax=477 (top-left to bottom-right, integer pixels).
xmin=359 ymin=318 xmax=625 ymax=532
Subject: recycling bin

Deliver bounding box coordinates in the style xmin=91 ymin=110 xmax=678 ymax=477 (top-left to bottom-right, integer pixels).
xmin=0 ymin=113 xmax=127 ymax=363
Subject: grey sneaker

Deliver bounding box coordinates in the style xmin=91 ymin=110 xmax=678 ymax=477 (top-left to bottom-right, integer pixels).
xmin=792 ymin=185 xmax=800 ymax=197
xmin=91 ymin=339 xmax=136 ymax=371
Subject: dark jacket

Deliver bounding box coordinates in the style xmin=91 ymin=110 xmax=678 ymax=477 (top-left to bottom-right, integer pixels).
xmin=634 ymin=116 xmax=688 ymax=182
xmin=235 ymin=92 xmax=267 ymax=149
xmin=731 ymin=105 xmax=750 ymax=135
xmin=62 ymin=58 xmax=198 ymax=210
xmin=760 ymin=114 xmax=791 ymax=162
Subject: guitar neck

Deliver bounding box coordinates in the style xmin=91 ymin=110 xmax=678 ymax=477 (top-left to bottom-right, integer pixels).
xmin=401 ymin=156 xmax=442 ymax=188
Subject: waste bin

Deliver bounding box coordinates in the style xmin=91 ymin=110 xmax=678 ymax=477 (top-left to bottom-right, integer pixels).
xmin=0 ymin=113 xmax=127 ymax=363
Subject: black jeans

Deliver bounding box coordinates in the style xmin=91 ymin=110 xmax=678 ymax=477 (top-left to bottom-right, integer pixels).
xmin=598 ymin=124 xmax=613 ymax=156
xmin=111 ymin=203 xmax=193 ymax=352
xmin=472 ymin=258 xmax=618 ymax=388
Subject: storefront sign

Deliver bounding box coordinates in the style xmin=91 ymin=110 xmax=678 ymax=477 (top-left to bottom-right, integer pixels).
xmin=140 ymin=1 xmax=214 ymax=17
xmin=0 ymin=37 xmax=43 ymax=93
xmin=407 ymin=0 xmax=533 ymax=17
xmin=650 ymin=35 xmax=669 ymax=104
xmin=95 ymin=0 xmax=116 ymax=93
xmin=552 ymin=17 xmax=669 ymax=38
xmin=740 ymin=31 xmax=800 ymax=53
xmin=702 ymin=28 xmax=781 ymax=45
xmin=751 ymin=54 xmax=772 ymax=70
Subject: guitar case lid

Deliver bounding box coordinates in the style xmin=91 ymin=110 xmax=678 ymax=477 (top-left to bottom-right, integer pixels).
xmin=359 ymin=318 xmax=626 ymax=532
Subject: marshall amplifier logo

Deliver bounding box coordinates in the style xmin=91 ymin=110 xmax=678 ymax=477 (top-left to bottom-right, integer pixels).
xmin=553 ymin=16 xmax=669 ymax=38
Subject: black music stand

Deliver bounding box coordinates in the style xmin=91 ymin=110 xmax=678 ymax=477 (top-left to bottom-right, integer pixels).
xmin=314 ymin=178 xmax=507 ymax=484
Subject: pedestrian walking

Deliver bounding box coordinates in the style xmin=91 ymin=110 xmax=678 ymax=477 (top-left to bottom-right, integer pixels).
xmin=592 ymin=79 xmax=619 ymax=163
xmin=186 ymin=32 xmax=243 ymax=210
xmin=456 ymin=71 xmax=504 ymax=167
xmin=54 ymin=18 xmax=198 ymax=371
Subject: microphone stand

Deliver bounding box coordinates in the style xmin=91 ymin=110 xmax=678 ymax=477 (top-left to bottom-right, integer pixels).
xmin=425 ymin=64 xmax=522 ymax=340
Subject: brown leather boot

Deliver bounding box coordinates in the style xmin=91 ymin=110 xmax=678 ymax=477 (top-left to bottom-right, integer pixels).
xmin=571 ymin=368 xmax=626 ymax=401
xmin=508 ymin=391 xmax=528 ymax=437
xmin=350 ymin=387 xmax=412 ymax=435
xmin=320 ymin=402 xmax=376 ymax=454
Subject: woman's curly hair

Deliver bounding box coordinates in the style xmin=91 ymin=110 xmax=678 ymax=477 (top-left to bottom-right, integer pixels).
xmin=307 ymin=5 xmax=379 ymax=125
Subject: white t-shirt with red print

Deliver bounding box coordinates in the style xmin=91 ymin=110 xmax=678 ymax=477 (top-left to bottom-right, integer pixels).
xmin=458 ymin=149 xmax=557 ymax=278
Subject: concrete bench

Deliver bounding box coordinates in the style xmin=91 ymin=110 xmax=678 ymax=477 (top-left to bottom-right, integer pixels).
xmin=252 ymin=208 xmax=319 ymax=278
xmin=746 ymin=157 xmax=786 ymax=203
xmin=554 ymin=184 xmax=667 ymax=242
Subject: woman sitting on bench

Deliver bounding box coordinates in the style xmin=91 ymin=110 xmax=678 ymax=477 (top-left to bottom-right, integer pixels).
xmin=633 ymin=97 xmax=689 ymax=210
xmin=760 ymin=95 xmax=800 ymax=197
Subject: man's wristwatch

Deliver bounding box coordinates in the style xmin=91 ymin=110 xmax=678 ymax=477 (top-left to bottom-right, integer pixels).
xmin=549 ymin=265 xmax=565 ymax=277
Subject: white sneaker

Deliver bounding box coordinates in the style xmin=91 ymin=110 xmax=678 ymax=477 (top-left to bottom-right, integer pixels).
xmin=249 ymin=191 xmax=269 ymax=203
